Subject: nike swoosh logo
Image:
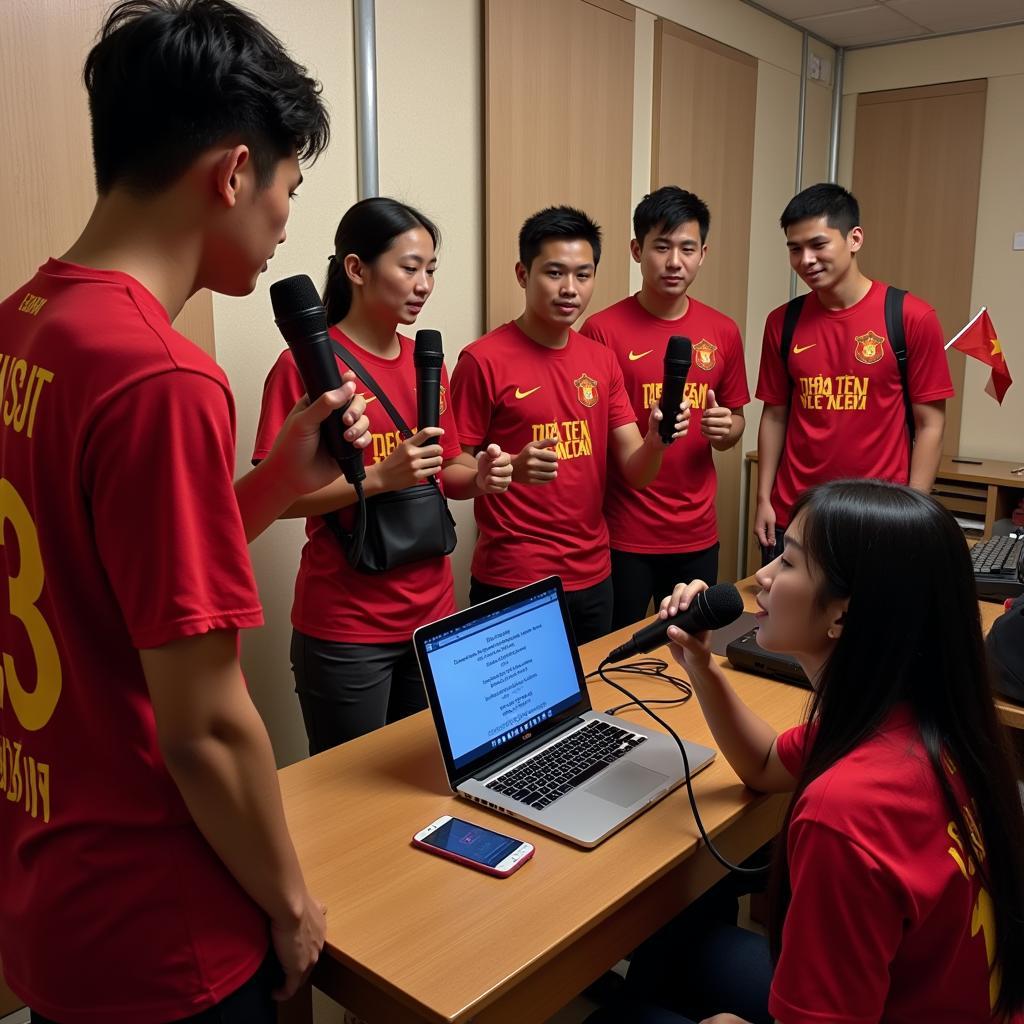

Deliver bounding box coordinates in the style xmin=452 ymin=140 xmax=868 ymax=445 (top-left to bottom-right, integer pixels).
xmin=792 ymin=344 xmax=816 ymax=355
xmin=628 ymin=349 xmax=653 ymax=361
xmin=514 ymin=387 xmax=541 ymax=399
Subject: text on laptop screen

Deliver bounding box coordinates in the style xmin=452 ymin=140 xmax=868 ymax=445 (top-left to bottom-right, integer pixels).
xmin=421 ymin=587 xmax=582 ymax=768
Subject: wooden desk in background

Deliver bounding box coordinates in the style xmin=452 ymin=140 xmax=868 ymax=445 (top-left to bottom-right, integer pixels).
xmin=278 ymin=579 xmax=809 ymax=1024
xmin=743 ymin=452 xmax=1024 ymax=576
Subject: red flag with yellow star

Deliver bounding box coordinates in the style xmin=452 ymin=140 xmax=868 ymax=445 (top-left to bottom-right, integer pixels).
xmin=948 ymin=308 xmax=1012 ymax=404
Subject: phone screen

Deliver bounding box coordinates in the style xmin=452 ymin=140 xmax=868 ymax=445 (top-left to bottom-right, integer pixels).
xmin=420 ymin=818 xmax=522 ymax=867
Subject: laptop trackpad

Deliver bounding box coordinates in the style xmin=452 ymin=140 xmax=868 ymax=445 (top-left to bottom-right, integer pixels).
xmin=586 ymin=763 xmax=668 ymax=807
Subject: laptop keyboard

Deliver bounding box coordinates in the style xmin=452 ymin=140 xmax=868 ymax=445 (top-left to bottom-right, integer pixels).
xmin=485 ymin=720 xmax=646 ymax=810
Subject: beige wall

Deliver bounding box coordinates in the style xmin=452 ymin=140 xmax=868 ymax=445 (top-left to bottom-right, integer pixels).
xmin=376 ymin=0 xmax=484 ymax=602
xmin=213 ymin=0 xmax=358 ymax=769
xmin=841 ymin=25 xmax=1024 ymax=461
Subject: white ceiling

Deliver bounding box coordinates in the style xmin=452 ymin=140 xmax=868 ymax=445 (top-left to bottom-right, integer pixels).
xmin=748 ymin=0 xmax=1024 ymax=47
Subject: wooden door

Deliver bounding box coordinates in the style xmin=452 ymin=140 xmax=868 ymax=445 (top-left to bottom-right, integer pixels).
xmin=0 ymin=0 xmax=215 ymax=354
xmin=484 ymin=0 xmax=635 ymax=329
xmin=652 ymin=19 xmax=757 ymax=580
xmin=852 ymin=79 xmax=987 ymax=454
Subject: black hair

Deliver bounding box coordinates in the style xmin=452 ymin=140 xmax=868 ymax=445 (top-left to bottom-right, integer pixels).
xmin=768 ymin=480 xmax=1024 ymax=1016
xmin=633 ymin=186 xmax=710 ymax=246
xmin=780 ymin=182 xmax=860 ymax=236
xmin=323 ymin=197 xmax=440 ymax=325
xmin=84 ymin=0 xmax=330 ymax=195
xmin=518 ymin=206 xmax=602 ymax=271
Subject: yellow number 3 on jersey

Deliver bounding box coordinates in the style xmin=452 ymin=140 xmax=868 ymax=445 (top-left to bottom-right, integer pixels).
xmin=0 ymin=479 xmax=61 ymax=731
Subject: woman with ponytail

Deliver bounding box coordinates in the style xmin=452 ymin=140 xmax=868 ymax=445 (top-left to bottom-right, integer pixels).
xmin=254 ymin=198 xmax=511 ymax=752
xmin=594 ymin=479 xmax=1024 ymax=1024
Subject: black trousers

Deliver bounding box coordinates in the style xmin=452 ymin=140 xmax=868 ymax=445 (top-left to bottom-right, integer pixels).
xmin=469 ymin=575 xmax=614 ymax=645
xmin=31 ymin=952 xmax=279 ymax=1024
xmin=610 ymin=544 xmax=720 ymax=631
xmin=291 ymin=629 xmax=427 ymax=754
xmin=760 ymin=526 xmax=786 ymax=568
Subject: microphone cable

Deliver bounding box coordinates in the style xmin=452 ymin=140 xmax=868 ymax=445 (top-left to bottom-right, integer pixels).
xmin=592 ymin=654 xmax=771 ymax=877
xmin=587 ymin=657 xmax=692 ymax=715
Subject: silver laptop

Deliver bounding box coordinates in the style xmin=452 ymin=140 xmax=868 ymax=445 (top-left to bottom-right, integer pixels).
xmin=413 ymin=576 xmax=716 ymax=848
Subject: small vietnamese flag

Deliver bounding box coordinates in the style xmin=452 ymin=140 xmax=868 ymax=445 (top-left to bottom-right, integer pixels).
xmin=945 ymin=308 xmax=1012 ymax=404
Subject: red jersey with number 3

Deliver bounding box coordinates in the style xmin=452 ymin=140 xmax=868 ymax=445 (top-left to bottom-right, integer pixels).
xmin=581 ymin=295 xmax=749 ymax=553
xmin=0 ymin=261 xmax=268 ymax=1022
xmin=451 ymin=321 xmax=636 ymax=590
xmin=253 ymin=329 xmax=461 ymax=643
xmin=756 ymin=280 xmax=953 ymax=528
xmin=772 ymin=706 xmax=1018 ymax=1024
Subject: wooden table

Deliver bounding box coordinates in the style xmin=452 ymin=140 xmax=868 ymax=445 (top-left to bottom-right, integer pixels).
xmin=278 ymin=579 xmax=1023 ymax=1023
xmin=278 ymin=576 xmax=810 ymax=1024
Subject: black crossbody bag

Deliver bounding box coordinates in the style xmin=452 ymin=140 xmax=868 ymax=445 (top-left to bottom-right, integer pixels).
xmin=322 ymin=338 xmax=457 ymax=574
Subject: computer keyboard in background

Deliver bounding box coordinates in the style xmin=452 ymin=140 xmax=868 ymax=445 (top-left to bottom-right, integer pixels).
xmin=970 ymin=535 xmax=1024 ymax=602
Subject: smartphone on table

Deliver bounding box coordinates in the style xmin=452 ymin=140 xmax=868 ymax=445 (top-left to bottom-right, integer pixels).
xmin=412 ymin=815 xmax=534 ymax=877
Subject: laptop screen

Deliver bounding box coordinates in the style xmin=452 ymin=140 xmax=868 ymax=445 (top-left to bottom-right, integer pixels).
xmin=419 ymin=581 xmax=584 ymax=771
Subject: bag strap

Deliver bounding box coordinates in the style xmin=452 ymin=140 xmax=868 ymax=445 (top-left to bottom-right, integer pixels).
xmin=327 ymin=335 xmax=445 ymax=494
xmin=884 ymin=286 xmax=914 ymax=446
xmin=329 ymin=336 xmax=414 ymax=439
xmin=779 ymin=293 xmax=807 ymax=381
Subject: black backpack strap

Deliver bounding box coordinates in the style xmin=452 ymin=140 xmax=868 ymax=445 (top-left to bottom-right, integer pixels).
xmin=884 ymin=286 xmax=914 ymax=446
xmin=779 ymin=293 xmax=807 ymax=386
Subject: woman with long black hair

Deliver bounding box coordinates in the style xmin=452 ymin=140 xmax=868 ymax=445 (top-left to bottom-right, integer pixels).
xmin=254 ymin=197 xmax=511 ymax=753
xmin=596 ymin=479 xmax=1024 ymax=1024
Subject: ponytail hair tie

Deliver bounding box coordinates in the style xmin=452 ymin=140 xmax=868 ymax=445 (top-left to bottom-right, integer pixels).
xmin=327 ymin=254 xmax=336 ymax=263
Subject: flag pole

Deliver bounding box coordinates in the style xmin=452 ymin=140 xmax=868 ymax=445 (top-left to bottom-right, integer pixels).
xmin=945 ymin=307 xmax=986 ymax=351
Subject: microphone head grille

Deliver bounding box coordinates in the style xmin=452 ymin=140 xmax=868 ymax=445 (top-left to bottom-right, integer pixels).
xmin=665 ymin=335 xmax=692 ymax=369
xmin=414 ymin=329 xmax=444 ymax=354
xmin=700 ymin=583 xmax=745 ymax=629
xmin=414 ymin=330 xmax=445 ymax=367
xmin=270 ymin=274 xmax=323 ymax=319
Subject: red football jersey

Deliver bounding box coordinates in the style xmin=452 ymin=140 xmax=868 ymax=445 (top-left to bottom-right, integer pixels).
xmin=772 ymin=705 xmax=1015 ymax=1024
xmin=451 ymin=321 xmax=636 ymax=591
xmin=581 ymin=295 xmax=749 ymax=553
xmin=0 ymin=261 xmax=267 ymax=1022
xmin=253 ymin=329 xmax=460 ymax=643
xmin=756 ymin=280 xmax=954 ymax=528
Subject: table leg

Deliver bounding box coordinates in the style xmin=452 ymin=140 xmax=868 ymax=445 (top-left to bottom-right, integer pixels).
xmin=277 ymin=980 xmax=313 ymax=1024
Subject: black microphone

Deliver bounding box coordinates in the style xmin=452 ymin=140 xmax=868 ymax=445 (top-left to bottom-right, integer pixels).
xmin=658 ymin=335 xmax=692 ymax=444
xmin=414 ymin=329 xmax=444 ymax=429
xmin=269 ymin=274 xmax=365 ymax=485
xmin=606 ymin=583 xmax=745 ymax=664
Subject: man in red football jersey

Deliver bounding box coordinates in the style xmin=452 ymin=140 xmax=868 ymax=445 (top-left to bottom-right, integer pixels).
xmin=452 ymin=205 xmax=688 ymax=643
xmin=581 ymin=187 xmax=749 ymax=627
xmin=0 ymin=2 xmax=370 ymax=1020
xmin=754 ymin=183 xmax=952 ymax=561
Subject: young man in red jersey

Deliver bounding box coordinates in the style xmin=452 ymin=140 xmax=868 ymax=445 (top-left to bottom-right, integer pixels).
xmin=451 ymin=205 xmax=688 ymax=644
xmin=754 ymin=183 xmax=952 ymax=559
xmin=0 ymin=2 xmax=371 ymax=1021
xmin=581 ymin=187 xmax=749 ymax=628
